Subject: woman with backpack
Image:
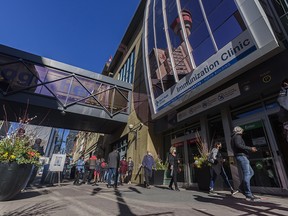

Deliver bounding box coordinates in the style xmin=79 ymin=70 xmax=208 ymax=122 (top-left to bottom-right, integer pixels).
xmin=208 ymin=142 xmax=238 ymax=195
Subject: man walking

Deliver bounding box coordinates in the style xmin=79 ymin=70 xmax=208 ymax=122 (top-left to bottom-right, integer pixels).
xmin=231 ymin=126 xmax=260 ymax=201
xmin=142 ymin=151 xmax=156 ymax=189
xmin=107 ymin=146 xmax=120 ymax=188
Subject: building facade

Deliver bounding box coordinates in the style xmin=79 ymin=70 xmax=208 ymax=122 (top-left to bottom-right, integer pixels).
xmin=100 ymin=0 xmax=288 ymax=196
xmin=141 ymin=0 xmax=288 ymax=195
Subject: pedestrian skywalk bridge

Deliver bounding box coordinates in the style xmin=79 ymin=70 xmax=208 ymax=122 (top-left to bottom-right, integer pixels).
xmin=0 ymin=45 xmax=132 ymax=133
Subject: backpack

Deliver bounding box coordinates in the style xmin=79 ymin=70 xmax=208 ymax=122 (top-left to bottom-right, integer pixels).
xmin=101 ymin=162 xmax=107 ymax=168
xmin=208 ymin=150 xmax=218 ymax=165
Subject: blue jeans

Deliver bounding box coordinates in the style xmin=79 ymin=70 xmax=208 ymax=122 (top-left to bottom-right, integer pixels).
xmin=236 ymin=155 xmax=254 ymax=198
xmin=209 ymin=166 xmax=233 ymax=190
xmin=107 ymin=168 xmax=117 ymax=186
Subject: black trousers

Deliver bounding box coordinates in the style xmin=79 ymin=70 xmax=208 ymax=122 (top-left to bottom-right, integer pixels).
xmin=144 ymin=167 xmax=152 ymax=186
xmin=169 ymin=169 xmax=178 ymax=189
xmin=74 ymin=170 xmax=83 ymax=185
xmin=88 ymin=169 xmax=94 ymax=182
xmin=127 ymin=170 xmax=133 ymax=182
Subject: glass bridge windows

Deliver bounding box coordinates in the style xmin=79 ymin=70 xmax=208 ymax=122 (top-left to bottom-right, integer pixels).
xmin=0 ymin=53 xmax=130 ymax=117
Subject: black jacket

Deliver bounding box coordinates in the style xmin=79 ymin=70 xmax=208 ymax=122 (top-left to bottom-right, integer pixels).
xmin=168 ymin=154 xmax=178 ymax=170
xmin=231 ymin=133 xmax=252 ymax=156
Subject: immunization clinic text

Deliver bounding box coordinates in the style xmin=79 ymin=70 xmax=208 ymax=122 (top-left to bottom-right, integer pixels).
xmin=176 ymin=38 xmax=251 ymax=93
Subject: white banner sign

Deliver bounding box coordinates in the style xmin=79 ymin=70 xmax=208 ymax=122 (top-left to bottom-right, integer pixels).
xmin=177 ymin=83 xmax=240 ymax=122
xmin=49 ymin=154 xmax=66 ymax=172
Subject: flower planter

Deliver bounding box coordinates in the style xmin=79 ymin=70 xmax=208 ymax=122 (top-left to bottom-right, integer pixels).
xmin=0 ymin=162 xmax=33 ymax=201
xmin=195 ymin=166 xmax=211 ymax=191
xmin=151 ymin=170 xmax=165 ymax=185
xmin=163 ymin=169 xmax=172 ymax=185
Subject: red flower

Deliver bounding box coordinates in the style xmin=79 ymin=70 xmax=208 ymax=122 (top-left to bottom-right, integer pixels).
xmin=28 ymin=151 xmax=36 ymax=158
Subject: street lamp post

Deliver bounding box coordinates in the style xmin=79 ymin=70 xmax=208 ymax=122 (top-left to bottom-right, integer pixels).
xmin=128 ymin=123 xmax=143 ymax=150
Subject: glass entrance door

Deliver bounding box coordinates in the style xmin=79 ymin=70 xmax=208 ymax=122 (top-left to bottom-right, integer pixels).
xmin=238 ymin=121 xmax=280 ymax=188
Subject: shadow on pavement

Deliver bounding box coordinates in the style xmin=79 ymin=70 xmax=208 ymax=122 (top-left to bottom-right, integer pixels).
xmin=114 ymin=188 xmax=136 ymax=216
xmin=2 ymin=201 xmax=65 ymax=216
xmin=128 ymin=186 xmax=142 ymax=194
xmin=193 ymin=194 xmax=288 ymax=216
xmin=153 ymin=185 xmax=171 ymax=190
xmin=91 ymin=187 xmax=102 ymax=196
xmin=138 ymin=212 xmax=175 ymax=216
xmin=10 ymin=191 xmax=43 ymax=201
xmin=112 ymin=187 xmax=175 ymax=216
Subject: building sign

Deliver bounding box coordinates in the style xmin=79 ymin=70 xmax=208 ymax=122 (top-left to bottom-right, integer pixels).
xmin=177 ymin=83 xmax=240 ymax=122
xmin=155 ymin=31 xmax=254 ymax=113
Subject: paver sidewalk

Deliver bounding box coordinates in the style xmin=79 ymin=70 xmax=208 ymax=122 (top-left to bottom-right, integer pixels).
xmin=0 ymin=182 xmax=287 ymax=216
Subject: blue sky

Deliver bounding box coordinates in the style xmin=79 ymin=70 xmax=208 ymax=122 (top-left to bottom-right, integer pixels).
xmin=0 ymin=1 xmax=140 ymax=73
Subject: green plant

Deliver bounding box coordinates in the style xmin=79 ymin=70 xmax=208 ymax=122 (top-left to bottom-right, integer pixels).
xmin=193 ymin=132 xmax=211 ymax=169
xmin=155 ymin=158 xmax=168 ymax=170
xmin=0 ymin=104 xmax=41 ymax=166
xmin=0 ymin=135 xmax=40 ymax=165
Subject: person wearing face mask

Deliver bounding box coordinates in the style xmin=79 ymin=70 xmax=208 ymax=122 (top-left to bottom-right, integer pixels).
xmin=168 ymin=147 xmax=180 ymax=191
xmin=142 ymin=151 xmax=156 ymax=189
xmin=208 ymin=142 xmax=238 ymax=195
xmin=231 ymin=126 xmax=260 ymax=201
xmin=127 ymin=157 xmax=134 ymax=184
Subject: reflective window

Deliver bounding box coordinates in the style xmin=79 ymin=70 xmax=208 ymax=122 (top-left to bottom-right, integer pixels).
xmin=167 ymin=1 xmax=194 ymax=77
xmin=180 ymin=0 xmax=216 ymax=65
xmin=118 ymin=49 xmax=135 ymax=84
xmin=144 ymin=0 xmax=247 ymax=106
xmin=268 ymin=0 xmax=288 ymax=40
xmin=155 ymin=0 xmax=176 ymax=91
xmin=202 ymin=0 xmax=246 ymax=49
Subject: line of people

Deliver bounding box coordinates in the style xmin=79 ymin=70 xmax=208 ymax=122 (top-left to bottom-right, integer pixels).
xmin=106 ymin=146 xmax=134 ymax=188
xmin=73 ymin=125 xmax=260 ymax=202
xmin=74 ymin=147 xmax=135 ymax=187
xmin=74 ymin=154 xmax=108 ymax=185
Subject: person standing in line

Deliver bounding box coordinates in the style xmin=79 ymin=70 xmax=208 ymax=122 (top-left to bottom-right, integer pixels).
xmin=231 ymin=126 xmax=260 ymax=201
xmin=83 ymin=158 xmax=90 ymax=184
xmin=74 ymin=155 xmax=85 ymax=185
xmin=208 ymin=142 xmax=238 ymax=195
xmin=127 ymin=157 xmax=134 ymax=184
xmin=107 ymin=146 xmax=120 ymax=188
xmin=119 ymin=157 xmax=128 ymax=185
xmin=32 ymin=138 xmax=45 ymax=156
xmin=23 ymin=138 xmax=44 ymax=189
xmin=142 ymin=151 xmax=156 ymax=189
xmin=100 ymin=158 xmax=108 ymax=183
xmin=93 ymin=157 xmax=101 ymax=184
xmin=88 ymin=153 xmax=97 ymax=184
xmin=168 ymin=147 xmax=180 ymax=191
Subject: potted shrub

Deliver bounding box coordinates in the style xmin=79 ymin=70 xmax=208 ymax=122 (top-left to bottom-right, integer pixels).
xmin=0 ymin=114 xmax=40 ymax=201
xmin=151 ymin=158 xmax=168 ymax=185
xmin=193 ymin=132 xmax=211 ymax=191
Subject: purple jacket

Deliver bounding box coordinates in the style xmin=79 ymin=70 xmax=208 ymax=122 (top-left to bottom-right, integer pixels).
xmin=142 ymin=154 xmax=156 ymax=171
